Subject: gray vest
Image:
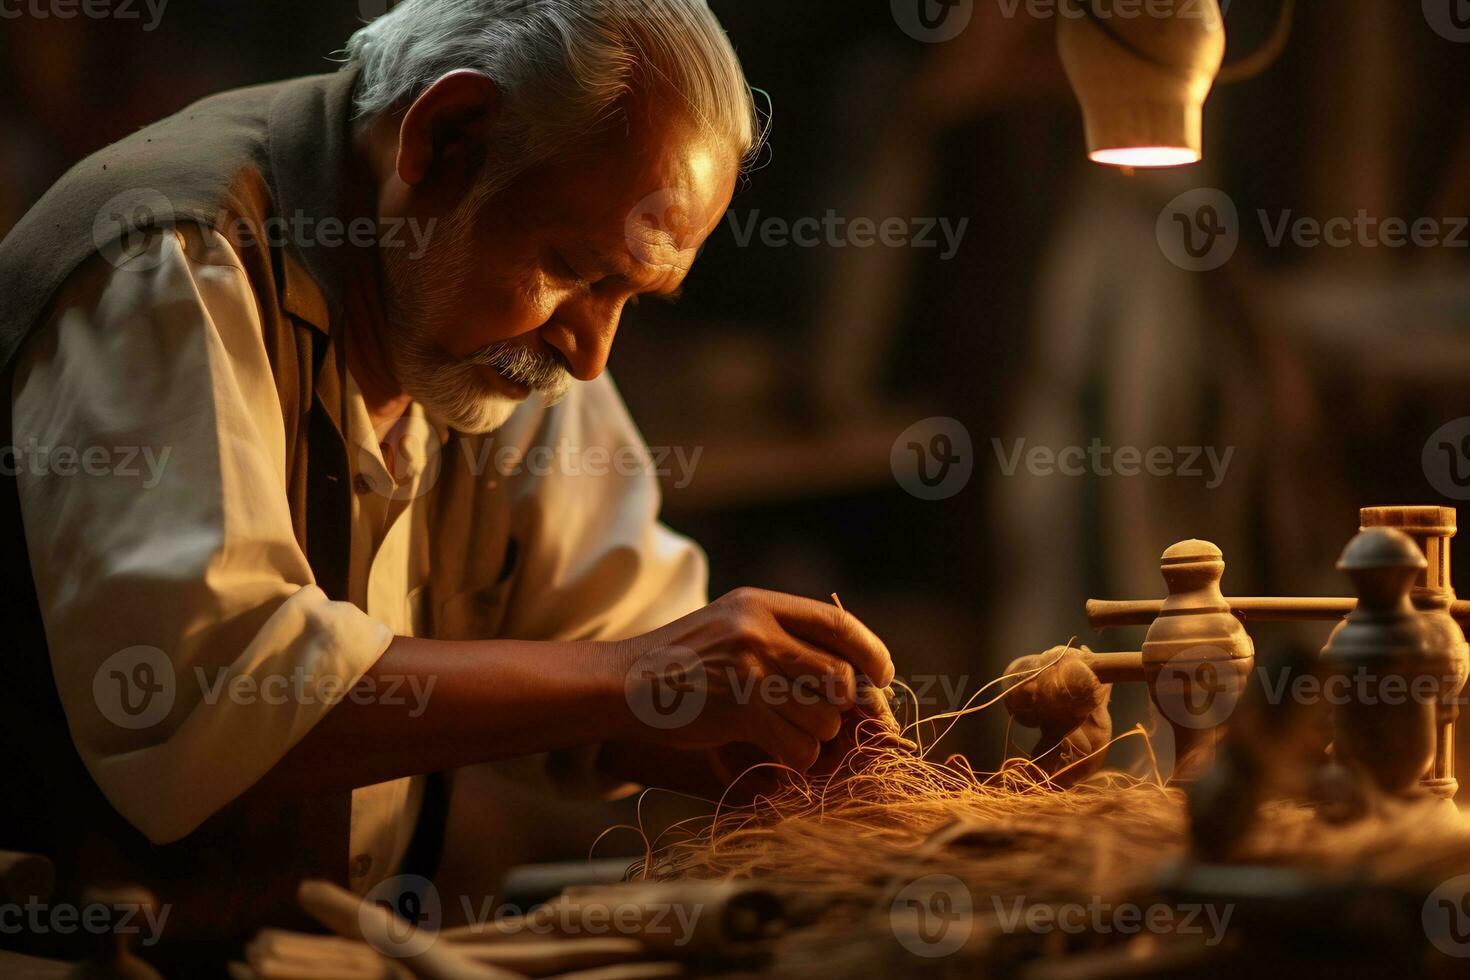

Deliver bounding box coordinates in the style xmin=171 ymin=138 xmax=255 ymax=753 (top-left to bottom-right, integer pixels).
xmin=0 ymin=68 xmax=370 ymax=960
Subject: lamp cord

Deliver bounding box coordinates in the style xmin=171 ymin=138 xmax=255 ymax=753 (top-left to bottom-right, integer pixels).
xmin=1217 ymin=0 xmax=1296 ymax=84
xmin=1062 ymin=0 xmax=1296 ymax=84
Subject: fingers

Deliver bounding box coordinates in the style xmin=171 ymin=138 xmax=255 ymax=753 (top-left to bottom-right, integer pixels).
xmin=753 ymin=590 xmax=895 ymax=688
xmin=748 ymin=710 xmax=821 ymax=773
xmin=772 ymin=636 xmax=859 ymax=710
xmin=771 ymin=695 xmax=843 ymax=743
xmin=855 ymin=681 xmax=901 ymax=731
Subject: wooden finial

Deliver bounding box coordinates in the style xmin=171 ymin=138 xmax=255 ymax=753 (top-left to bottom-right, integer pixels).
xmin=1320 ymin=528 xmax=1438 ymax=802
xmin=1141 ymin=540 xmax=1255 ymax=783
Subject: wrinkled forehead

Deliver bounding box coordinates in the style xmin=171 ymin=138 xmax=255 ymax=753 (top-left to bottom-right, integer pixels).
xmin=513 ymin=94 xmax=740 ymax=262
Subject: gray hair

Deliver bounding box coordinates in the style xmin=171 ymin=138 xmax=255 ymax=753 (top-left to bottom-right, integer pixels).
xmin=343 ymin=0 xmax=766 ymax=177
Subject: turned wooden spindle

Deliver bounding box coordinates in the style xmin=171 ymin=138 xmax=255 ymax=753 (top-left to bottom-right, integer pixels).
xmin=1007 ymin=542 xmax=1253 ymax=783
xmin=1319 ymin=529 xmax=1441 ymax=802
xmin=1141 ymin=540 xmax=1255 ymax=783
xmin=1357 ymin=507 xmax=1468 ymax=799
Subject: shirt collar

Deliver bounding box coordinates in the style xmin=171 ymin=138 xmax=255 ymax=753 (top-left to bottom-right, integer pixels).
xmin=344 ymin=370 xmax=451 ymax=491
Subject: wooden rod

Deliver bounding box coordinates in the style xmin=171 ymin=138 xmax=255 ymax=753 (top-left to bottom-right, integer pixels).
xmin=1088 ymin=596 xmax=1470 ymax=630
xmin=1077 ymin=650 xmax=1145 ymax=683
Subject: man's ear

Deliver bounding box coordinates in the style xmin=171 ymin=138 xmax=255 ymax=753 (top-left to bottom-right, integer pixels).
xmin=396 ymin=70 xmax=500 ymax=188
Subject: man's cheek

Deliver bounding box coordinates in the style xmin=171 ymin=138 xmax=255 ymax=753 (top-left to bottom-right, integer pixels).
xmin=444 ymin=287 xmax=552 ymax=355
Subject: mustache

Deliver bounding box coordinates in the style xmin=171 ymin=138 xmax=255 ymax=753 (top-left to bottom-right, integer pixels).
xmin=462 ymin=341 xmax=573 ymax=394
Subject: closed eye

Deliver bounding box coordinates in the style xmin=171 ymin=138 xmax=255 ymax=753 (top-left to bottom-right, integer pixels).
xmin=551 ymin=251 xmax=588 ymax=287
xmin=628 ymin=288 xmax=683 ymax=308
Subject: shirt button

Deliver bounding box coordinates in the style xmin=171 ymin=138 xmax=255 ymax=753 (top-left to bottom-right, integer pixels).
xmin=350 ymin=854 xmax=373 ymax=879
xmin=352 ymin=474 xmax=374 ymax=495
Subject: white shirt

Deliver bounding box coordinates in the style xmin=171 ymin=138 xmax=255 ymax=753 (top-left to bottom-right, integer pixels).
xmin=11 ymin=224 xmax=709 ymax=891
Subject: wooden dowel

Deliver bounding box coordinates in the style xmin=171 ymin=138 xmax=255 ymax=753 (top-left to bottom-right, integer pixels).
xmin=297 ymin=880 xmax=526 ymax=980
xmin=458 ymin=938 xmax=645 ymax=974
xmin=1090 ymin=595 xmax=1470 ymax=629
xmin=1076 ymin=650 xmax=1145 ymax=683
xmin=544 ymin=965 xmax=685 ymax=980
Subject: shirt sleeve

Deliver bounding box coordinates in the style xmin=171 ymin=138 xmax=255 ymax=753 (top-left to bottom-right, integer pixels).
xmin=11 ymin=225 xmax=393 ymax=845
xmin=488 ymin=373 xmax=711 ymax=798
xmin=497 ymin=373 xmax=710 ymax=644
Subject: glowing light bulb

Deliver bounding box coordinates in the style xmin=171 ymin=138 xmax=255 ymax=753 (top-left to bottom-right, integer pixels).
xmin=1089 ymin=146 xmax=1203 ymax=169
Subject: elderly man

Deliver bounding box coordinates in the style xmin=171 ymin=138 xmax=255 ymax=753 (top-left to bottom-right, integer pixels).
xmin=0 ymin=0 xmax=892 ymax=955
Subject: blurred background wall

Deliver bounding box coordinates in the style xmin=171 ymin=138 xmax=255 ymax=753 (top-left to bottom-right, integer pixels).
xmin=5 ymin=0 xmax=1470 ymax=897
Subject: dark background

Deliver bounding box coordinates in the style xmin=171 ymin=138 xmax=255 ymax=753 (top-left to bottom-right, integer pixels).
xmin=5 ymin=0 xmax=1470 ymax=889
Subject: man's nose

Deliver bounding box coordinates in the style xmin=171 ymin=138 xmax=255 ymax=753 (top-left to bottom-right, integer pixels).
xmin=545 ymin=296 xmax=623 ymax=382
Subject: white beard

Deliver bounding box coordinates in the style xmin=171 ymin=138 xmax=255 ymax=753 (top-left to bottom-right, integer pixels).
xmin=378 ymin=176 xmax=567 ymax=435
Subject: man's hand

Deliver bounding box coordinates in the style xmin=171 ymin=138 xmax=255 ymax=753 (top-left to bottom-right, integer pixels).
xmin=259 ymin=589 xmax=893 ymax=801
xmin=615 ymin=588 xmax=895 ymax=773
